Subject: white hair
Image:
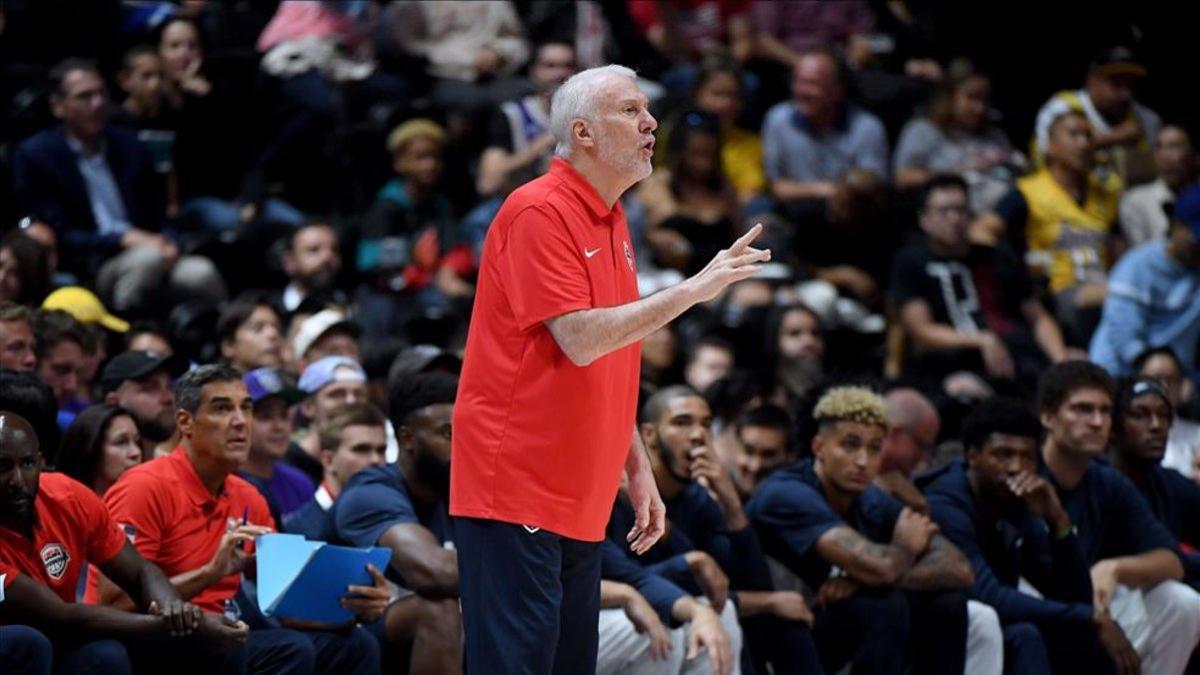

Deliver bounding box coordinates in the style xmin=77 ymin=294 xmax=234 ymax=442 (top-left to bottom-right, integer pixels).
xmin=549 ymin=64 xmax=638 ymax=158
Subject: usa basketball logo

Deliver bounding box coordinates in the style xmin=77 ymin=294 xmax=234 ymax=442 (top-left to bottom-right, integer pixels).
xmin=623 ymin=241 xmax=634 ymax=271
xmin=40 ymin=543 xmax=70 ymax=580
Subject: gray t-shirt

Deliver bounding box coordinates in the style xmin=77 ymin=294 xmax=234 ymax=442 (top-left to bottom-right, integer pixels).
xmin=761 ymin=102 xmax=888 ymax=183
xmin=893 ymin=117 xmax=1019 ymax=211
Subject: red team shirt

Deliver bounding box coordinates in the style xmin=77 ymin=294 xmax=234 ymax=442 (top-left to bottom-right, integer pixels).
xmin=102 ymin=447 xmax=274 ymax=612
xmin=0 ymin=472 xmax=126 ymax=602
xmin=451 ymin=158 xmax=642 ymax=541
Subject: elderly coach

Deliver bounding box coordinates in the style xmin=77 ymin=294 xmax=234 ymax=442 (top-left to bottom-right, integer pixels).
xmin=451 ymin=64 xmax=770 ymax=674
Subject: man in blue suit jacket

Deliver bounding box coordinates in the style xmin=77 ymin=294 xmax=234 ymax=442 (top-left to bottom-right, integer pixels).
xmin=12 ymin=58 xmax=223 ymax=311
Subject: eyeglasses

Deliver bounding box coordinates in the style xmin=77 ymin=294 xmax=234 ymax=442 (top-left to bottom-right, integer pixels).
xmin=924 ymin=204 xmax=971 ymax=219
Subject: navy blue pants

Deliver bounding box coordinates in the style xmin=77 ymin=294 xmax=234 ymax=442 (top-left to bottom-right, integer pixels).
xmin=742 ymin=614 xmax=823 ymax=675
xmin=0 ymin=625 xmax=52 ymax=675
xmin=813 ymin=588 xmax=967 ymax=675
xmin=54 ymin=638 xmax=131 ymax=675
xmin=1003 ymin=623 xmax=1051 ymax=675
xmin=813 ymin=588 xmax=910 ymax=675
xmin=455 ymin=517 xmax=603 ymax=675
xmin=129 ymin=624 xmax=379 ymax=675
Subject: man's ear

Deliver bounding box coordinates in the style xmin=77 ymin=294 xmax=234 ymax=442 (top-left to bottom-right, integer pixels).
xmin=319 ymin=447 xmax=335 ymax=470
xmin=220 ymin=338 xmax=235 ymax=361
xmin=638 ymin=422 xmax=657 ymax=452
xmin=572 ymin=118 xmax=594 ymax=149
xmin=810 ymin=433 xmax=824 ymax=461
xmin=176 ymin=409 xmax=194 ymax=439
xmin=396 ymin=425 xmax=413 ymax=453
xmin=1039 ymin=410 xmax=1055 ymax=434
xmin=103 ymin=391 xmax=120 ymax=405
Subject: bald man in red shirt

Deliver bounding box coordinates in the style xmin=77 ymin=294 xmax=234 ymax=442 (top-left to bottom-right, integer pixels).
xmin=452 ymin=63 xmax=769 ymax=675
xmin=0 ymin=410 xmax=244 ymax=674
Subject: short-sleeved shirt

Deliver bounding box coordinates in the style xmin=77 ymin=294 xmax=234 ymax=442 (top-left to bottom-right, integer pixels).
xmin=0 ymin=473 xmax=126 ymax=603
xmin=0 ymin=559 xmax=16 ymax=598
xmin=1041 ymin=458 xmax=1181 ymax=566
xmin=746 ymin=459 xmax=903 ymax=591
xmin=103 ymin=447 xmax=275 ymax=613
xmin=336 ymin=464 xmax=452 ymax=549
xmin=335 ymin=464 xmax=451 ymax=587
xmin=451 ymin=157 xmax=642 ymax=541
xmin=761 ymin=103 xmax=889 ymax=184
xmin=889 ymin=240 xmax=1034 ymax=345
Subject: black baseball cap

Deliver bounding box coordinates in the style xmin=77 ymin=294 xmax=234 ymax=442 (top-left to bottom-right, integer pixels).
xmin=387 ymin=345 xmax=461 ymax=386
xmin=1089 ymin=46 xmax=1147 ymax=78
xmin=100 ymin=350 xmax=190 ymax=393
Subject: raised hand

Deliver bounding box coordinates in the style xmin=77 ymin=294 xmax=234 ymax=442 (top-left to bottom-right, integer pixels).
xmin=687 ymin=223 xmax=771 ymax=303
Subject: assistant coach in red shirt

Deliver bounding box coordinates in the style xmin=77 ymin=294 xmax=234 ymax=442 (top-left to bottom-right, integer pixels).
xmin=452 ymin=64 xmax=771 ymax=675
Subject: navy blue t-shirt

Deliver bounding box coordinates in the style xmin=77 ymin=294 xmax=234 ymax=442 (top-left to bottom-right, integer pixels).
xmin=1128 ymin=464 xmax=1200 ymax=586
xmin=283 ymin=497 xmax=335 ymax=542
xmin=746 ymin=459 xmax=904 ymax=591
xmin=925 ymin=459 xmax=1094 ymax=628
xmin=333 ymin=464 xmax=453 ymax=585
xmin=1041 ymin=459 xmax=1181 ymax=565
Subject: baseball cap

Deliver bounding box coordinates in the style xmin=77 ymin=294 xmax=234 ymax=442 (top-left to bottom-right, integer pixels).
xmin=298 ymin=356 xmax=366 ymax=395
xmin=100 ymin=350 xmax=189 ymax=393
xmin=42 ymin=286 xmax=130 ymax=333
xmin=1171 ymin=183 xmax=1200 ymax=239
xmin=1089 ymin=46 xmax=1146 ymax=78
xmin=292 ymin=309 xmax=361 ymax=359
xmin=244 ymin=367 xmax=306 ymax=405
xmin=387 ymin=345 xmax=461 ymax=384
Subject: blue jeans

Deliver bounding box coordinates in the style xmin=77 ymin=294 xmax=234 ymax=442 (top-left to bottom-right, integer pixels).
xmin=179 ymin=196 xmax=306 ymax=232
xmin=456 ymin=517 xmax=603 ymax=675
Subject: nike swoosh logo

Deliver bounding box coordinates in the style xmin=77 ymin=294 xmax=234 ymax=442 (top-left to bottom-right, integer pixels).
xmin=584 ymin=248 xmax=601 ymax=258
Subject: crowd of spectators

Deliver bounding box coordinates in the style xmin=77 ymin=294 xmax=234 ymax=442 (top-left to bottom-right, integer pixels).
xmin=2 ymin=1 xmax=1200 ymax=674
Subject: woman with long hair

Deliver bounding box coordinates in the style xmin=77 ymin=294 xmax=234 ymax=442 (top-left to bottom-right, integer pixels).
xmin=894 ymin=59 xmax=1023 ymax=211
xmin=56 ymin=404 xmax=143 ymax=496
xmin=637 ymin=109 xmax=740 ymax=275
xmin=0 ymin=229 xmax=52 ymax=306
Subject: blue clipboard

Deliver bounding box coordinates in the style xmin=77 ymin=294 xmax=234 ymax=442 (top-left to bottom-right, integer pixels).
xmin=255 ymin=533 xmax=390 ymax=624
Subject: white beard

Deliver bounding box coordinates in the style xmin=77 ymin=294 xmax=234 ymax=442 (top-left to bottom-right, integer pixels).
xmin=596 ymin=125 xmax=653 ymax=183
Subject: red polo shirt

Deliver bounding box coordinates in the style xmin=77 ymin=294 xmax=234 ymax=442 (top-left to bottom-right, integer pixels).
xmin=0 ymin=473 xmax=125 ymax=603
xmin=451 ymin=157 xmax=642 ymax=541
xmin=103 ymin=447 xmax=274 ymax=612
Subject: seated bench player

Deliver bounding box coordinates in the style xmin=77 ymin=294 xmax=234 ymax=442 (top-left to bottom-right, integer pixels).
xmin=97 ymin=365 xmax=387 ymax=675
xmin=624 ymin=385 xmax=821 ymax=675
xmin=747 ymin=386 xmax=976 ymax=675
xmin=332 ymin=372 xmax=462 ymax=673
xmin=1035 ymin=362 xmax=1200 ymax=675
xmin=925 ymin=397 xmax=1129 ymax=675
xmin=0 ymin=410 xmax=246 ymax=674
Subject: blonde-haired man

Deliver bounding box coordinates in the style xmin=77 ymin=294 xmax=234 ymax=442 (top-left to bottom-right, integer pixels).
xmin=747 ymin=386 xmax=980 ymax=675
